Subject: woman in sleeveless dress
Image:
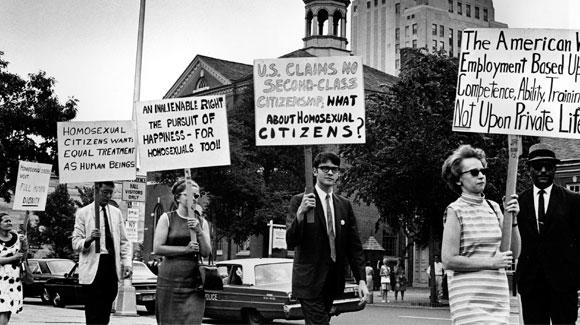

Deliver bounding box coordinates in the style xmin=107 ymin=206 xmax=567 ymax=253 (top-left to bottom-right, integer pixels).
xmin=0 ymin=213 xmax=26 ymax=325
xmin=153 ymin=179 xmax=211 ymax=324
xmin=441 ymin=145 xmax=521 ymax=325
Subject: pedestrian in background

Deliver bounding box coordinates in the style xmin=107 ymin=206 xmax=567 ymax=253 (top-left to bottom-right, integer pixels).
xmin=71 ymin=181 xmax=133 ymax=325
xmin=516 ymin=143 xmax=580 ymax=324
xmin=365 ymin=261 xmax=374 ymax=303
xmin=153 ymin=179 xmax=211 ymax=325
xmin=441 ymin=144 xmax=520 ymax=325
xmin=0 ymin=213 xmax=26 ymax=325
xmin=286 ymin=151 xmax=369 ymax=325
xmin=426 ymin=255 xmax=444 ymax=301
xmin=394 ymin=264 xmax=407 ymax=301
xmin=379 ymin=257 xmax=390 ymax=303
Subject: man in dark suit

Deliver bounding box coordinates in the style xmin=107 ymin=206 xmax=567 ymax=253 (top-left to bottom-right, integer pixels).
xmin=516 ymin=143 xmax=580 ymax=324
xmin=286 ymin=151 xmax=368 ymax=324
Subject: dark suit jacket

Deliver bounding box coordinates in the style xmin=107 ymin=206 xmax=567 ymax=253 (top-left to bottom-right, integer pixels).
xmin=286 ymin=191 xmax=366 ymax=299
xmin=516 ymin=185 xmax=580 ymax=293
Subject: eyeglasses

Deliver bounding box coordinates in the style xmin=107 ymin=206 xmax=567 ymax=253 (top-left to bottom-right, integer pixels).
xmin=180 ymin=193 xmax=200 ymax=199
xmin=530 ymin=162 xmax=556 ymax=171
xmin=460 ymin=168 xmax=488 ymax=177
xmin=318 ymin=166 xmax=340 ymax=174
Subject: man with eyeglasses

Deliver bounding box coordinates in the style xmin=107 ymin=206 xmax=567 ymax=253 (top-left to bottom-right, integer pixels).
xmin=516 ymin=143 xmax=580 ymax=324
xmin=72 ymin=181 xmax=132 ymax=324
xmin=286 ymin=151 xmax=369 ymax=325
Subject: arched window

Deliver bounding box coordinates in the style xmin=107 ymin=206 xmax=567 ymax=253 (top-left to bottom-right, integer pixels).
xmin=195 ymin=77 xmax=207 ymax=90
xmin=306 ymin=10 xmax=313 ymax=37
xmin=317 ymin=9 xmax=328 ymax=35
xmin=332 ymin=11 xmax=342 ymax=36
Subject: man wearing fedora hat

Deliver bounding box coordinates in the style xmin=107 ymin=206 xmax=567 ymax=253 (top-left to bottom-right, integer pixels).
xmin=516 ymin=143 xmax=580 ymax=324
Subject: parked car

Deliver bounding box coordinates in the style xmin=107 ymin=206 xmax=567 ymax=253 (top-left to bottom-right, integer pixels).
xmin=43 ymin=260 xmax=157 ymax=313
xmin=204 ymin=258 xmax=365 ymax=325
xmin=23 ymin=258 xmax=76 ymax=304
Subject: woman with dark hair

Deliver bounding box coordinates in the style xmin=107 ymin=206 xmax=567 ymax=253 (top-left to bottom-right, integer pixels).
xmin=0 ymin=213 xmax=26 ymax=324
xmin=441 ymin=144 xmax=520 ymax=324
xmin=153 ymin=179 xmax=211 ymax=324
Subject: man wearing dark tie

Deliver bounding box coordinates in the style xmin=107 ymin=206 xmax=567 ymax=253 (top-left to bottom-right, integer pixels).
xmin=516 ymin=143 xmax=580 ymax=324
xmin=72 ymin=181 xmax=132 ymax=325
xmin=286 ymin=151 xmax=369 ymax=324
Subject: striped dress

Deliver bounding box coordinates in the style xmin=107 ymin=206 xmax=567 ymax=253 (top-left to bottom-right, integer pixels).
xmin=444 ymin=194 xmax=509 ymax=325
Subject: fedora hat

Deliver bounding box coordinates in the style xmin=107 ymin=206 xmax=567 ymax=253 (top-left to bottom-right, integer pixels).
xmin=528 ymin=143 xmax=560 ymax=163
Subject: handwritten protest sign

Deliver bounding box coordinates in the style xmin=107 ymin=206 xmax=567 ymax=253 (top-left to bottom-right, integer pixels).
xmin=13 ymin=161 xmax=52 ymax=211
xmin=57 ymin=121 xmax=136 ymax=183
xmin=136 ymin=95 xmax=230 ymax=172
xmin=122 ymin=175 xmax=146 ymax=202
xmin=453 ymin=28 xmax=580 ymax=138
xmin=125 ymin=208 xmax=139 ymax=242
xmin=254 ymin=56 xmax=365 ymax=146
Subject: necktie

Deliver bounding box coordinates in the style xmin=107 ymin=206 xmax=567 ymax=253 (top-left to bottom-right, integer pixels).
xmin=326 ymin=194 xmax=336 ymax=262
xmin=538 ymin=189 xmax=545 ymax=234
xmin=102 ymin=206 xmax=115 ymax=254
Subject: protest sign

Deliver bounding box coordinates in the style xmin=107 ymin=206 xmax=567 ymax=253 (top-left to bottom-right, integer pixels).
xmin=136 ymin=95 xmax=230 ymax=172
xmin=57 ymin=121 xmax=136 ymax=184
xmin=122 ymin=175 xmax=146 ymax=202
xmin=13 ymin=161 xmax=52 ymax=211
xmin=125 ymin=208 xmax=139 ymax=242
xmin=453 ymin=28 xmax=580 ymax=139
xmin=254 ymin=56 xmax=365 ymax=146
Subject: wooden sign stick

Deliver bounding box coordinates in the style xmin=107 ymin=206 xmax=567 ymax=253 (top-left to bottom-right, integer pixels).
xmin=304 ymin=147 xmax=315 ymax=223
xmin=184 ymin=168 xmax=198 ymax=242
xmin=500 ymin=135 xmax=521 ymax=252
xmin=93 ymin=182 xmax=101 ymax=253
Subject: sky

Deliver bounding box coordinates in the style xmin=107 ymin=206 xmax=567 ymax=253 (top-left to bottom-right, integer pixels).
xmin=1 ymin=0 xmax=579 ymax=122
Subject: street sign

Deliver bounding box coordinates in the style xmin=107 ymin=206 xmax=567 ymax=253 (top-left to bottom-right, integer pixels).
xmin=122 ymin=176 xmax=146 ymax=202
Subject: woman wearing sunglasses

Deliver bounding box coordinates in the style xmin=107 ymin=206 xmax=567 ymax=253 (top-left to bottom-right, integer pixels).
xmin=153 ymin=179 xmax=211 ymax=324
xmin=441 ymin=144 xmax=520 ymax=325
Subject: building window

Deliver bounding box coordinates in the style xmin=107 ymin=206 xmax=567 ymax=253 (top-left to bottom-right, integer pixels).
xmin=440 ymin=40 xmax=445 ymax=50
xmin=457 ymin=30 xmax=462 ymax=49
xmin=457 ymin=2 xmax=462 ymax=15
xmin=567 ymin=184 xmax=580 ymax=193
xmin=433 ymin=40 xmax=438 ymax=52
xmin=405 ymin=40 xmax=410 ymax=48
xmin=412 ymin=39 xmax=417 ymax=48
xmin=374 ymin=0 xmax=378 ymax=7
xmin=449 ymin=28 xmax=454 ymax=56
xmin=405 ymin=25 xmax=410 ymax=38
xmin=448 ymin=0 xmax=453 ymax=12
xmin=412 ymin=23 xmax=417 ymax=35
xmin=475 ymin=6 xmax=480 ymax=19
xmin=440 ymin=25 xmax=444 ymax=37
xmin=395 ymin=59 xmax=400 ymax=70
xmin=353 ymin=5 xmax=357 ymax=12
xmin=483 ymin=8 xmax=488 ymax=21
xmin=432 ymin=24 xmax=437 ymax=36
xmin=195 ymin=77 xmax=207 ymax=90
xmin=395 ymin=43 xmax=400 ymax=53
xmin=466 ymin=4 xmax=471 ymax=17
xmin=383 ymin=235 xmax=397 ymax=256
xmin=382 ymin=0 xmax=386 ymax=4
xmin=395 ymin=2 xmax=400 ymax=13
xmin=395 ymin=28 xmax=400 ymax=41
xmin=367 ymin=1 xmax=371 ymax=9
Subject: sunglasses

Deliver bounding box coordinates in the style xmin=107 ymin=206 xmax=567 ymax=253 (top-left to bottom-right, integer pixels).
xmin=460 ymin=168 xmax=488 ymax=177
xmin=318 ymin=166 xmax=340 ymax=174
xmin=180 ymin=193 xmax=200 ymax=199
xmin=530 ymin=162 xmax=555 ymax=171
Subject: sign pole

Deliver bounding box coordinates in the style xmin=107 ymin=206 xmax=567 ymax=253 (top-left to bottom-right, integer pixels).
xmin=304 ymin=147 xmax=314 ymax=223
xmin=93 ymin=182 xmax=101 ymax=253
xmin=500 ymin=135 xmax=521 ymax=252
xmin=184 ymin=168 xmax=198 ymax=243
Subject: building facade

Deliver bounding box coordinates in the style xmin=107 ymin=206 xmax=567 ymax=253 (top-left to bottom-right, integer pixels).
xmin=351 ymin=0 xmax=507 ymax=75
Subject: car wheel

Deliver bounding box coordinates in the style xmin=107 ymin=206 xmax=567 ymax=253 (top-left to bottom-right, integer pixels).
xmin=40 ymin=287 xmax=51 ymax=304
xmin=52 ymin=292 xmax=65 ymax=308
xmin=244 ymin=309 xmax=266 ymax=325
xmin=144 ymin=302 xmax=155 ymax=314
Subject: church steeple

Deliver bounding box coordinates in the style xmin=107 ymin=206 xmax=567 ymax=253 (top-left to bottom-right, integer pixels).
xmin=303 ymin=0 xmax=351 ymax=57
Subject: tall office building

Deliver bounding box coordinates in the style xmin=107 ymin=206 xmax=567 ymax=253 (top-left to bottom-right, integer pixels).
xmin=351 ymin=0 xmax=507 ymax=75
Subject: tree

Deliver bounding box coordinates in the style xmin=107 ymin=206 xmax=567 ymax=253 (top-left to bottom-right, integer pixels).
xmin=0 ymin=51 xmax=77 ymax=201
xmin=340 ymin=48 xmax=535 ymax=303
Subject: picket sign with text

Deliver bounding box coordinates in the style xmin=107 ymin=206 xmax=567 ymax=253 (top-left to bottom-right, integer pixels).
xmin=13 ymin=161 xmax=52 ymax=211
xmin=453 ymin=28 xmax=580 ymax=138
xmin=135 ymin=95 xmax=230 ymax=172
xmin=254 ymin=56 xmax=366 ymax=146
xmin=57 ymin=120 xmax=137 ymax=183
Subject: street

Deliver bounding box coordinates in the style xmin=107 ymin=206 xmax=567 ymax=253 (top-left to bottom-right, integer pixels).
xmin=10 ymin=298 xmax=535 ymax=325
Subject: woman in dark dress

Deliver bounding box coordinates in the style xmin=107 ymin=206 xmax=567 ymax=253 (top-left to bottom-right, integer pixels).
xmin=153 ymin=179 xmax=211 ymax=324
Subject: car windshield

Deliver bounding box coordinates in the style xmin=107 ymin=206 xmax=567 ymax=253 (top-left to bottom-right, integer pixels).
xmin=47 ymin=260 xmax=75 ymax=275
xmin=254 ymin=262 xmax=292 ymax=286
